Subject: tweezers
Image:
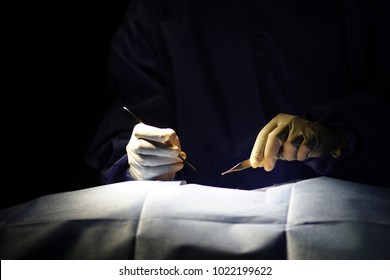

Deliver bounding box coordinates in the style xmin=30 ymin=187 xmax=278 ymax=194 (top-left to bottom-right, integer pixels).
xmin=221 ymin=159 xmax=251 ymax=175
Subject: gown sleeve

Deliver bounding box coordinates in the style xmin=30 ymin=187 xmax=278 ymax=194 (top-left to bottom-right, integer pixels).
xmin=303 ymin=0 xmax=390 ymax=187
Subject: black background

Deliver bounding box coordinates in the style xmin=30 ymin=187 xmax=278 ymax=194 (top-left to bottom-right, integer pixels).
xmin=2 ymin=1 xmax=132 ymax=209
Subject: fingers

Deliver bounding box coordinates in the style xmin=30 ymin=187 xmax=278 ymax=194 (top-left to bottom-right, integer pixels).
xmin=251 ymin=113 xmax=325 ymax=172
xmin=298 ymin=133 xmax=322 ymax=159
xmin=127 ymin=139 xmax=184 ymax=180
xmin=130 ymin=161 xmax=184 ymax=180
xmin=128 ymin=149 xmax=182 ymax=167
xmin=131 ymin=123 xmax=182 ymax=157
xmin=263 ymin=124 xmax=289 ymax=171
xmin=296 ymin=140 xmax=312 ymax=161
xmin=134 ymin=123 xmax=181 ymax=148
xmin=127 ymin=141 xmax=184 ymax=180
xmin=250 ymin=121 xmax=276 ymax=168
xmin=127 ymin=123 xmax=184 ymax=180
xmin=129 ymin=138 xmax=181 ymax=157
xmin=283 ymin=134 xmax=304 ymax=161
xmin=251 ymin=113 xmax=292 ymax=171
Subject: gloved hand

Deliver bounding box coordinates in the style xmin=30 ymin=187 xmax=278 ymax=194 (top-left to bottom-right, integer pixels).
xmin=126 ymin=123 xmax=185 ymax=180
xmin=250 ymin=113 xmax=346 ymax=171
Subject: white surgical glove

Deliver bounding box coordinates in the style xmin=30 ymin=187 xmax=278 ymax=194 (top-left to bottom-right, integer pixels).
xmin=126 ymin=123 xmax=185 ymax=180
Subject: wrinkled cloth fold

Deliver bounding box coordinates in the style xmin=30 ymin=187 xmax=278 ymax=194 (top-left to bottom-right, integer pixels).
xmin=1 ymin=177 xmax=389 ymax=259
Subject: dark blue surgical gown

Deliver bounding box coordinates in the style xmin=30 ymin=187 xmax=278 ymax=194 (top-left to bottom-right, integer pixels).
xmin=86 ymin=0 xmax=390 ymax=189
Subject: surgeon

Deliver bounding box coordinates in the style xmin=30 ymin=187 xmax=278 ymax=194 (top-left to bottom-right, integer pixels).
xmin=86 ymin=0 xmax=389 ymax=189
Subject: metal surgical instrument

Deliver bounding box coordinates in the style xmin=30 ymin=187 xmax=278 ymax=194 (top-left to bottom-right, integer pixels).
xmin=221 ymin=159 xmax=251 ymax=175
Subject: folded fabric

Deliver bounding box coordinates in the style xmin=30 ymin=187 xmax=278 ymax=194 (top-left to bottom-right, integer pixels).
xmin=1 ymin=177 xmax=389 ymax=259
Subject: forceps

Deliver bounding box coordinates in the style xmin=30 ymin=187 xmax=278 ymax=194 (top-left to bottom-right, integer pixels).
xmin=123 ymin=106 xmax=197 ymax=171
xmin=221 ymin=159 xmax=252 ymax=175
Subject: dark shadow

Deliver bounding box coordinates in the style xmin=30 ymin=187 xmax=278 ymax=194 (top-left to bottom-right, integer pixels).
xmin=2 ymin=1 xmax=132 ymax=209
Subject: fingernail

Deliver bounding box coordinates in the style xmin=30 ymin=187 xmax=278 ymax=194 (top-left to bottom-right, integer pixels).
xmin=264 ymin=162 xmax=273 ymax=172
xmin=250 ymin=156 xmax=263 ymax=168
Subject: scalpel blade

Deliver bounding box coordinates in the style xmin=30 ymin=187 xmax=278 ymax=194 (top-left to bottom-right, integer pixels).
xmin=221 ymin=159 xmax=251 ymax=175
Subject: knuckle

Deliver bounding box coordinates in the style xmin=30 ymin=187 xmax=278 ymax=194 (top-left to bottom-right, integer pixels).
xmin=162 ymin=128 xmax=177 ymax=140
xmin=129 ymin=140 xmax=143 ymax=152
